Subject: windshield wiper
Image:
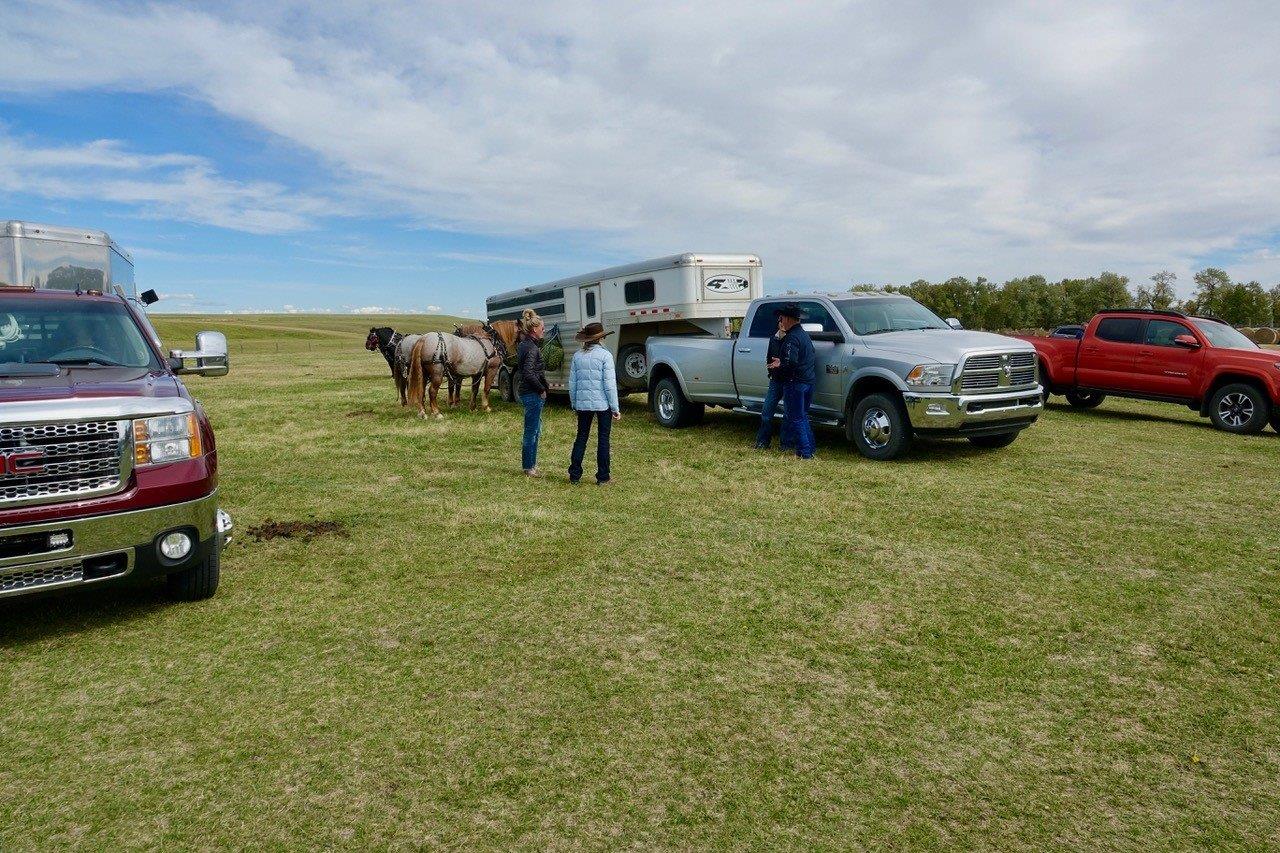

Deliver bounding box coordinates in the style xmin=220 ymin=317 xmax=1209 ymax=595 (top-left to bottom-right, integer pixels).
xmin=0 ymin=362 xmax=61 ymax=377
xmin=49 ymin=357 xmax=126 ymax=367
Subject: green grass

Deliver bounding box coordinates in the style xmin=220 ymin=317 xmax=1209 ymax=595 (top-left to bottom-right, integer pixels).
xmin=2 ymin=313 xmax=1278 ymax=850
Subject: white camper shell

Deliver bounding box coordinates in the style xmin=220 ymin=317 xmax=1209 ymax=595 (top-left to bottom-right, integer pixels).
xmin=486 ymin=253 xmax=762 ymax=395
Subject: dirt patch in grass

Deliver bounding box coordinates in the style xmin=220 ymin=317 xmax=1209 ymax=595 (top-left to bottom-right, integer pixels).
xmin=245 ymin=518 xmax=346 ymax=542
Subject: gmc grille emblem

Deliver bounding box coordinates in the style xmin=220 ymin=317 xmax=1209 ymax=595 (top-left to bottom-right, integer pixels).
xmin=0 ymin=450 xmax=45 ymax=477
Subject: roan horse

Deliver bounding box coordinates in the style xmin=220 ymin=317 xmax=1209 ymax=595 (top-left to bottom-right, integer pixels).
xmin=366 ymin=326 xmax=459 ymax=406
xmin=406 ymin=327 xmax=508 ymax=418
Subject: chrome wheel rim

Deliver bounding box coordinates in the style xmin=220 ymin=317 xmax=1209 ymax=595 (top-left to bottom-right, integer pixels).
xmin=1218 ymin=392 xmax=1254 ymax=427
xmin=657 ymin=388 xmax=676 ymax=421
xmin=862 ymin=407 xmax=892 ymax=448
xmin=624 ymin=352 xmax=647 ymax=379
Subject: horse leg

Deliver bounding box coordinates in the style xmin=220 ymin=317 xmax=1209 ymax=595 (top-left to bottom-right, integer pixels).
xmin=481 ymin=366 xmax=495 ymax=412
xmin=471 ymin=375 xmax=481 ymax=410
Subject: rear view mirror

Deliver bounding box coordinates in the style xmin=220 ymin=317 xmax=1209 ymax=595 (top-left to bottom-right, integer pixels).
xmin=1173 ymin=334 xmax=1201 ymax=349
xmin=170 ymin=331 xmax=230 ymax=377
xmin=946 ymin=317 xmax=963 ymax=330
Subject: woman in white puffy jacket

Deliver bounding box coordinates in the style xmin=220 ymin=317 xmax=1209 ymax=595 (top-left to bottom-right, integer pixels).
xmin=567 ymin=322 xmax=621 ymax=484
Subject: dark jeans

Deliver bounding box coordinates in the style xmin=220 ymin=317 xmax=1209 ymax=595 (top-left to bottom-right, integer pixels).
xmin=569 ymin=410 xmax=612 ymax=483
xmin=754 ymin=378 xmax=795 ymax=449
xmin=520 ymin=392 xmax=544 ymax=470
xmin=783 ymin=381 xmax=816 ymax=458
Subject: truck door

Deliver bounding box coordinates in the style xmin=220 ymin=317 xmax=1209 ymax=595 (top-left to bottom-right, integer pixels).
xmin=734 ymin=303 xmax=778 ymax=406
xmin=793 ymin=300 xmax=845 ymax=417
xmin=1077 ymin=317 xmax=1143 ymax=390
xmin=1133 ymin=318 xmax=1205 ymax=400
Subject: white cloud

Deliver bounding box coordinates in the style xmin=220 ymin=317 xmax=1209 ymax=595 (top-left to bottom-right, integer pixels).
xmin=0 ymin=129 xmax=335 ymax=233
xmin=1 ymin=1 xmax=1278 ymax=293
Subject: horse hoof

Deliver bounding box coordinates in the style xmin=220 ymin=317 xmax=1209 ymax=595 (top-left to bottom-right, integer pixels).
xmin=434 ymin=413 xmax=444 ymax=420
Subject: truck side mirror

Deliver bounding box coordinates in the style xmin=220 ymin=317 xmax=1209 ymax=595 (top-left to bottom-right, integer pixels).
xmin=170 ymin=331 xmax=230 ymax=377
xmin=946 ymin=317 xmax=963 ymax=330
xmin=140 ymin=289 xmax=159 ymax=306
xmin=1173 ymin=334 xmax=1200 ymax=349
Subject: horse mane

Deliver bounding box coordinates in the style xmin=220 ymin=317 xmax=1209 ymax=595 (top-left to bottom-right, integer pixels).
xmin=456 ymin=320 xmax=519 ymax=355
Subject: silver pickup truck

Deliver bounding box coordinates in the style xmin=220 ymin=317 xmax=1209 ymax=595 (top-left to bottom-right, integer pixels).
xmin=645 ymin=292 xmax=1044 ymax=459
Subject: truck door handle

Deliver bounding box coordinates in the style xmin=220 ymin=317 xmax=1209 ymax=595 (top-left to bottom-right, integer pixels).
xmin=1083 ymin=346 xmax=1097 ymax=353
xmin=737 ymin=347 xmax=752 ymax=353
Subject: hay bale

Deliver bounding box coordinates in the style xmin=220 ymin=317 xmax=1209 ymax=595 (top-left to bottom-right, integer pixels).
xmin=1255 ymin=327 xmax=1279 ymax=345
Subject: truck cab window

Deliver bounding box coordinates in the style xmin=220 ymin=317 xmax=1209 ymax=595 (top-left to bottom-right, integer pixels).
xmin=795 ymin=301 xmax=840 ymax=333
xmin=747 ymin=305 xmax=782 ymax=337
xmin=1096 ymin=318 xmax=1142 ymax=343
xmin=1144 ymin=319 xmax=1192 ymax=347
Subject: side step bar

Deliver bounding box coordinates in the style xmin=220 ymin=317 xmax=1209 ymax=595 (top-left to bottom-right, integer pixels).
xmin=731 ymin=407 xmax=841 ymax=427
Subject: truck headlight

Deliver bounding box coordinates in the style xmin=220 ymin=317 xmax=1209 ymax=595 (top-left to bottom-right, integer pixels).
xmin=134 ymin=413 xmax=202 ymax=466
xmin=905 ymin=363 xmax=955 ymax=390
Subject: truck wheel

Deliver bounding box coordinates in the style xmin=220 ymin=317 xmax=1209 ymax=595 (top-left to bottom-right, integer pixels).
xmin=651 ymin=377 xmax=703 ymax=428
xmin=165 ymin=538 xmax=221 ymax=601
xmin=1039 ymin=365 xmax=1052 ymax=402
xmin=1065 ymin=390 xmax=1106 ymax=409
xmin=1270 ymin=409 xmax=1280 ymax=434
xmin=1209 ymin=383 xmax=1269 ymax=434
xmin=968 ymin=431 xmax=1019 ymax=449
xmin=851 ymin=393 xmax=912 ymax=460
xmin=618 ymin=345 xmax=648 ymax=388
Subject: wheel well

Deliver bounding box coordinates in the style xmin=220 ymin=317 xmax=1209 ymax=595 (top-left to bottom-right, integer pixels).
xmin=647 ymin=363 xmax=678 ymax=397
xmin=1200 ymin=373 xmax=1271 ymax=416
xmin=846 ymin=375 xmax=901 ymax=412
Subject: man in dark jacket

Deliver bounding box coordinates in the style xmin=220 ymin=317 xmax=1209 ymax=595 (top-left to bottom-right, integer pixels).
xmin=754 ymin=313 xmax=794 ymax=450
xmin=767 ymin=303 xmax=817 ymax=459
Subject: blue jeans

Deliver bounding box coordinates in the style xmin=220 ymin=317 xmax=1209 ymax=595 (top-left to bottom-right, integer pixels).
xmin=755 ymin=379 xmax=795 ymax=449
xmin=520 ymin=392 xmax=544 ymax=470
xmin=783 ymin=382 xmax=816 ymax=458
xmin=569 ymin=410 xmax=612 ymax=483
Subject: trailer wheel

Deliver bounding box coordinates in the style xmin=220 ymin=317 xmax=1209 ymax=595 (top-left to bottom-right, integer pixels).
xmin=165 ymin=537 xmax=221 ymax=601
xmin=497 ymin=366 xmax=516 ymax=402
xmin=618 ymin=345 xmax=648 ymax=387
xmin=1065 ymin=390 xmax=1106 ymax=409
xmin=651 ymin=377 xmax=702 ymax=428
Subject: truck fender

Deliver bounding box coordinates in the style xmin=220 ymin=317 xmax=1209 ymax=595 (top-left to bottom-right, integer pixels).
xmin=646 ymin=358 xmax=694 ymax=401
xmin=844 ymin=367 xmax=908 ymax=408
xmin=1199 ymin=370 xmax=1275 ymax=416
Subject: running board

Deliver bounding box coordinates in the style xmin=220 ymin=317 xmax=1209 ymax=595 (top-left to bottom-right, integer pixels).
xmin=732 ymin=407 xmax=841 ymax=427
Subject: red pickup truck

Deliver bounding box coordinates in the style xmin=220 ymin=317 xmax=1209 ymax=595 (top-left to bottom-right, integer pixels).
xmin=1018 ymin=309 xmax=1280 ymax=434
xmin=0 ymin=284 xmax=232 ymax=601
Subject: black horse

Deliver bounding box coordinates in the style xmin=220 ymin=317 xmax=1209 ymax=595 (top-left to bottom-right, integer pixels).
xmin=364 ymin=326 xmax=459 ymax=406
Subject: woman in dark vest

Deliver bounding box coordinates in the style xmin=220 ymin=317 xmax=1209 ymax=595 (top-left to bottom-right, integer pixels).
xmin=516 ymin=308 xmax=548 ymax=476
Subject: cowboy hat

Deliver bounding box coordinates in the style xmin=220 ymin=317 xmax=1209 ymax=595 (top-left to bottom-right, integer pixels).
xmin=574 ymin=322 xmax=614 ymax=342
xmin=774 ymin=302 xmax=805 ymax=320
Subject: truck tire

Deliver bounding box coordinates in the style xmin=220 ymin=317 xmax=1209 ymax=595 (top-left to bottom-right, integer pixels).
xmin=165 ymin=537 xmax=221 ymax=601
xmin=1065 ymin=390 xmax=1106 ymax=409
xmin=1270 ymin=409 xmax=1280 ymax=434
xmin=651 ymin=377 xmax=703 ymax=428
xmin=850 ymin=392 xmax=912 ymax=460
xmin=1039 ymin=365 xmax=1052 ymax=402
xmin=1209 ymin=383 xmax=1269 ymax=434
xmin=618 ymin=345 xmax=648 ymax=388
xmin=968 ymin=431 xmax=1019 ymax=449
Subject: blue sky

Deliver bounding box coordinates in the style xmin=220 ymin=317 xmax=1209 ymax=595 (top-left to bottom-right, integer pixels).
xmin=2 ymin=1 xmax=1278 ymax=313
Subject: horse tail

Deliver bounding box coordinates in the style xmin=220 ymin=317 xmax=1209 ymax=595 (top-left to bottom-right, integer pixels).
xmin=408 ymin=335 xmax=428 ymax=411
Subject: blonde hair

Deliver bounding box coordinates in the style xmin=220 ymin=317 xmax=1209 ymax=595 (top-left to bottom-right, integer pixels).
xmin=520 ymin=308 xmax=544 ymax=335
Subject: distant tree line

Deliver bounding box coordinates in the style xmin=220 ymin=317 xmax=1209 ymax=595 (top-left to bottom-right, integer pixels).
xmin=852 ymin=269 xmax=1280 ymax=330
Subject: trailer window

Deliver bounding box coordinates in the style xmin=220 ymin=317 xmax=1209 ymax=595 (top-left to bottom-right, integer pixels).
xmin=584 ymin=292 xmax=597 ymax=318
xmin=624 ymin=279 xmax=655 ymax=304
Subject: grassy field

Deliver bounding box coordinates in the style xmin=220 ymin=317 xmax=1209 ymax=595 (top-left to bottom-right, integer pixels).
xmin=2 ymin=313 xmax=1278 ymax=850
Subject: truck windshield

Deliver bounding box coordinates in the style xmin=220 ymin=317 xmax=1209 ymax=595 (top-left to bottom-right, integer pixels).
xmin=0 ymin=297 xmax=160 ymax=370
xmin=1190 ymin=319 xmax=1258 ymax=350
xmin=833 ymin=297 xmax=950 ymax=335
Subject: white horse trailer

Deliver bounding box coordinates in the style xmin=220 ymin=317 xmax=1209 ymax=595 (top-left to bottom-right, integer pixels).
xmin=487 ymin=252 xmax=762 ymax=397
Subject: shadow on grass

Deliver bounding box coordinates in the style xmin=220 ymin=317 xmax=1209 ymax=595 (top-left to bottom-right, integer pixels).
xmin=1046 ymin=401 xmax=1214 ymax=430
xmin=0 ymin=578 xmax=171 ymax=648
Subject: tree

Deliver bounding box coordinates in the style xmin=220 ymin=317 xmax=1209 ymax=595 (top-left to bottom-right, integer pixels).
xmin=1136 ymin=270 xmax=1177 ymax=310
xmin=1191 ymin=268 xmax=1232 ymax=317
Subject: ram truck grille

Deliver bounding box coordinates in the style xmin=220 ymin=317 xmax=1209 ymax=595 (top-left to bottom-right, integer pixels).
xmin=0 ymin=420 xmax=129 ymax=508
xmin=958 ymin=352 xmax=1037 ymax=393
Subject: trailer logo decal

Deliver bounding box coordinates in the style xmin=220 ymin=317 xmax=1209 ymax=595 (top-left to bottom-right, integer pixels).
xmin=705 ymin=275 xmax=749 ymax=294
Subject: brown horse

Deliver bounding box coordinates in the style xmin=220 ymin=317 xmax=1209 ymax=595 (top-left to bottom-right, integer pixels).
xmin=406 ymin=331 xmax=505 ymax=419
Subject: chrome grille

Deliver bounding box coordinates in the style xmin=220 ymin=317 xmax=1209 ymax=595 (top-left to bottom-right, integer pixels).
xmin=0 ymin=563 xmax=83 ymax=594
xmin=0 ymin=420 xmax=128 ymax=507
xmin=958 ymin=351 xmax=1038 ymax=394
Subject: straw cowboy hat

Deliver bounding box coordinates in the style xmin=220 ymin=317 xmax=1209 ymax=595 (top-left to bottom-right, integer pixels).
xmin=574 ymin=322 xmax=614 ymax=343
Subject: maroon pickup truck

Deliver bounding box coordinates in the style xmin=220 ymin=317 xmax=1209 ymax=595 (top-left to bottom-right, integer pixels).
xmin=1017 ymin=309 xmax=1280 ymax=434
xmin=0 ymin=285 xmax=231 ymax=601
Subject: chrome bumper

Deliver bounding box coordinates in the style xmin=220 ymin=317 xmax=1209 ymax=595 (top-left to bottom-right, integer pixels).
xmin=0 ymin=491 xmax=227 ymax=599
xmin=903 ymin=387 xmax=1044 ymax=432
